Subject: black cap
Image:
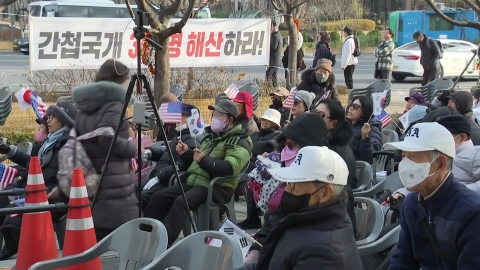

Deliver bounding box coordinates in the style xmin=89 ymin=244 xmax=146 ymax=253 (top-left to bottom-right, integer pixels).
xmin=208 ymin=99 xmax=239 ymax=118
xmin=35 ymin=115 xmax=48 ymax=127
xmin=181 ymin=103 xmax=198 ymax=116
xmin=46 ymin=101 xmax=76 ymax=127
xmin=437 ymin=115 xmax=471 ymax=137
xmin=278 ymin=113 xmax=329 ymax=148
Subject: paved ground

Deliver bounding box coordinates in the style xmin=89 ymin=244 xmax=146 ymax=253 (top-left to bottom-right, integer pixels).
xmin=0 ymin=198 xmax=252 ymax=269
xmin=1 ymin=52 xmax=477 ymax=93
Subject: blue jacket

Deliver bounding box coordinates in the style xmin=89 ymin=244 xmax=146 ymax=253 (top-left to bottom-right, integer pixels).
xmin=389 ymin=173 xmax=480 ymax=270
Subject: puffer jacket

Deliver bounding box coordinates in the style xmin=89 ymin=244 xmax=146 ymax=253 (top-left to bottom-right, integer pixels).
xmin=248 ymin=128 xmax=281 ymax=173
xmin=350 ymin=119 xmax=383 ymax=164
xmin=297 ymin=69 xmax=339 ymax=108
xmin=73 ymin=81 xmax=137 ymax=230
xmin=149 ymin=125 xmax=198 ymax=185
xmin=181 ymin=124 xmax=252 ymax=190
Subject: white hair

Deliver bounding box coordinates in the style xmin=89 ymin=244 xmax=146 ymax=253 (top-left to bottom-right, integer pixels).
xmin=431 ymin=150 xmax=453 ymax=171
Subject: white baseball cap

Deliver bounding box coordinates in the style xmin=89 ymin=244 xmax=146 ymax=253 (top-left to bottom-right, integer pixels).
xmin=384 ymin=122 xmax=456 ymax=158
xmin=260 ymin=109 xmax=281 ymax=127
xmin=267 ymin=146 xmax=348 ymax=185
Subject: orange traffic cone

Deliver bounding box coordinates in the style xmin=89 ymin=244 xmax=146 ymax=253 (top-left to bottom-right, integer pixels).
xmin=61 ymin=168 xmax=101 ymax=270
xmin=15 ymin=157 xmax=58 ymax=270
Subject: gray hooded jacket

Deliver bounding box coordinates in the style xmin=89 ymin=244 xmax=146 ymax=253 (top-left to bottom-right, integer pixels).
xmin=73 ymin=81 xmax=137 ymax=230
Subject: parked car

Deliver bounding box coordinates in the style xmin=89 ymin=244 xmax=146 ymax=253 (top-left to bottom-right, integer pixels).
xmin=0 ymin=22 xmax=22 ymax=41
xmin=13 ymin=38 xmax=29 ymax=55
xmin=392 ymin=39 xmax=478 ymax=82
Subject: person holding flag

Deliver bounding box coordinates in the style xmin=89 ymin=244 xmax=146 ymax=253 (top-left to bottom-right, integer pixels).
xmin=142 ymin=103 xmax=200 ymax=208
xmin=346 ymin=96 xmax=382 ymax=164
xmin=144 ymin=99 xmax=253 ymax=247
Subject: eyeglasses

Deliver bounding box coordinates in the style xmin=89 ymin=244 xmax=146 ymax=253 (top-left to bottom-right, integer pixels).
xmin=287 ymin=182 xmax=327 ymax=191
xmin=47 ymin=115 xmax=54 ymax=122
xmin=293 ymin=100 xmax=301 ymax=106
xmin=315 ymin=111 xmax=330 ymax=119
xmin=348 ymin=103 xmax=361 ymax=111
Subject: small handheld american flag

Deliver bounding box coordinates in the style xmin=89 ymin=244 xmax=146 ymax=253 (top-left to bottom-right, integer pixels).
xmin=158 ymin=101 xmax=183 ymax=123
xmin=375 ymin=109 xmax=393 ymax=128
xmin=283 ymin=88 xmax=297 ymax=109
xmin=0 ymin=164 xmax=18 ymax=189
xmin=224 ymin=83 xmax=239 ymax=99
xmin=319 ymin=90 xmax=331 ymax=101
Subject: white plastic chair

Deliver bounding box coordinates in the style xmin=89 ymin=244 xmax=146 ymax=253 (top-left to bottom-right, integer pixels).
xmin=143 ymin=231 xmax=244 ymax=270
xmin=29 ymin=218 xmax=168 ymax=270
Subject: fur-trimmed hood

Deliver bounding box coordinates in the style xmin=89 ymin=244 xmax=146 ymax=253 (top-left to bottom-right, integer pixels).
xmin=329 ymin=120 xmax=353 ymax=147
xmin=297 ymin=69 xmax=336 ymax=98
xmin=73 ymin=81 xmax=127 ymax=113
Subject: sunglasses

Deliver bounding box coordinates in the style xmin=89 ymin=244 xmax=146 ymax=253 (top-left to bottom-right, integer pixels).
xmin=316 ymin=111 xmax=330 ymax=119
xmin=293 ymin=100 xmax=301 ymax=106
xmin=348 ymin=103 xmax=361 ymax=110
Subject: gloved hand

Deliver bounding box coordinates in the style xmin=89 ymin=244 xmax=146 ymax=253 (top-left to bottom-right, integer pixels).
xmin=143 ymin=176 xmax=159 ymax=190
xmin=244 ymin=250 xmax=260 ymax=265
xmin=0 ymin=144 xmax=10 ymax=154
xmin=11 ymin=198 xmax=25 ymax=207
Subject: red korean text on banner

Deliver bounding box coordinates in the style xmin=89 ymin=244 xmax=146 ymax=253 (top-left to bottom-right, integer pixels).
xmin=128 ymin=32 xmax=137 ymax=59
xmin=187 ymin=32 xmax=206 ymax=57
xmin=205 ymin=32 xmax=224 ymax=57
xmin=169 ymin=33 xmax=182 ymax=58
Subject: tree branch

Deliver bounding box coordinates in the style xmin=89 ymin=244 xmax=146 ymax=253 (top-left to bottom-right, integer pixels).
xmin=270 ymin=0 xmax=285 ymax=13
xmin=424 ymin=0 xmax=480 ymax=29
xmin=291 ymin=0 xmax=311 ymax=10
xmin=164 ymin=0 xmax=184 ymax=17
xmin=159 ymin=0 xmax=195 ymax=40
xmin=0 ymin=0 xmax=18 ymax=7
xmin=125 ymin=0 xmax=135 ymax=19
xmin=462 ymin=0 xmax=480 ymax=16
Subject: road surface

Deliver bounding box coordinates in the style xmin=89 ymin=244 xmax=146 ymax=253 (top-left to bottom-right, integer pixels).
xmin=0 ymin=52 xmax=477 ymax=94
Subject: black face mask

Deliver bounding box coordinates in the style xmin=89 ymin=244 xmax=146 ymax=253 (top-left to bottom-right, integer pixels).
xmin=279 ymin=185 xmax=324 ymax=214
xmin=272 ymin=99 xmax=283 ymax=108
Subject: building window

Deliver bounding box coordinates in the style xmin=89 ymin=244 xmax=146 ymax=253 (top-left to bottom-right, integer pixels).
xmin=428 ymin=14 xmax=455 ymax=31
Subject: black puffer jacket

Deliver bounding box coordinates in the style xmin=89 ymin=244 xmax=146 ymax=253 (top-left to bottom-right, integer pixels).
xmin=73 ymin=81 xmax=137 ymax=230
xmin=239 ymin=193 xmax=363 ymax=270
xmin=297 ymin=69 xmax=339 ymax=108
xmin=149 ymin=126 xmax=199 ymax=185
xmin=329 ymin=121 xmax=357 ymax=189
xmin=247 ymin=128 xmax=281 ymax=173
xmin=8 ymin=132 xmax=69 ymax=198
xmin=351 ymin=119 xmax=383 ymax=164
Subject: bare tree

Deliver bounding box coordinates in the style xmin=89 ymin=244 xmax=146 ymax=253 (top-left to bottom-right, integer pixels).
xmin=129 ymin=0 xmax=197 ymax=106
xmin=0 ymin=0 xmax=19 ymax=7
xmin=424 ymin=0 xmax=480 ymax=30
xmin=271 ymin=0 xmax=314 ymax=88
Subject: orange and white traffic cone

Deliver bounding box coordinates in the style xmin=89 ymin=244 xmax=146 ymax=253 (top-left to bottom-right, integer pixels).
xmin=15 ymin=156 xmax=58 ymax=270
xmin=61 ymin=168 xmax=101 ymax=270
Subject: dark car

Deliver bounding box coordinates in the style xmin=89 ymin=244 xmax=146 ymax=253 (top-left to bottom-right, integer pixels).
xmin=13 ymin=38 xmax=29 ymax=55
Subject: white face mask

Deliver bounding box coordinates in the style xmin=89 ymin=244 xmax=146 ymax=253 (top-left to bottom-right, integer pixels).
xmin=398 ymin=157 xmax=437 ymax=189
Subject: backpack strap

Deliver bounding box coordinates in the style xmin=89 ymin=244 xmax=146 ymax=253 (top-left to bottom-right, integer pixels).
xmin=76 ymin=127 xmax=115 ymax=141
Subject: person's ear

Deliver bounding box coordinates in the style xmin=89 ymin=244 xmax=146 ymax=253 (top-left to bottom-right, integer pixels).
xmin=331 ymin=119 xmax=338 ymax=128
xmin=318 ymin=185 xmax=334 ymax=204
xmin=461 ymin=133 xmax=469 ymax=143
xmin=435 ymin=155 xmax=449 ymax=172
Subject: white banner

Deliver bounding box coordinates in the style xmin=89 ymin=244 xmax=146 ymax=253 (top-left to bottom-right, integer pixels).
xmin=29 ymin=17 xmax=270 ymax=71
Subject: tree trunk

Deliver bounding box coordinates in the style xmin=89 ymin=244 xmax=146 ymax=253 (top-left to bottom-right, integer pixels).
xmin=153 ymin=37 xmax=170 ymax=106
xmin=285 ymin=15 xmax=297 ymax=89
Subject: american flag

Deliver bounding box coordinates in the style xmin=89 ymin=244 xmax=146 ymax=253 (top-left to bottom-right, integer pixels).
xmin=283 ymin=88 xmax=297 ymax=109
xmin=30 ymin=95 xmax=47 ymax=119
xmin=0 ymin=164 xmax=18 ymax=189
xmin=224 ymin=83 xmax=239 ymax=99
xmin=132 ymin=158 xmax=138 ymax=172
xmin=319 ymin=90 xmax=331 ymax=101
xmin=375 ymin=109 xmax=393 ymax=128
xmin=158 ymin=101 xmax=183 ymax=123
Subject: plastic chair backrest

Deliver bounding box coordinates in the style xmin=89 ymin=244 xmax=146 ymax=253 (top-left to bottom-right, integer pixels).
xmin=29 ymin=218 xmax=168 ymax=270
xmin=353 ymin=161 xmax=373 ymax=192
xmin=381 ymin=130 xmax=399 ymax=145
xmin=143 ymin=231 xmax=244 ymax=270
xmin=354 ymin=197 xmax=384 ymax=246
xmin=409 ymin=77 xmax=454 ymax=103
xmin=357 ymin=225 xmax=401 ymax=256
xmin=16 ymin=142 xmax=33 ymax=155
xmin=348 ymin=79 xmax=392 ymax=108
xmin=353 ymin=172 xmax=403 ymax=199
xmin=382 ymin=172 xmax=403 ymax=193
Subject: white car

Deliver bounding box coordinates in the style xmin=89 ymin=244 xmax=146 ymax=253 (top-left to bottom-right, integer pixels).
xmin=392 ymin=39 xmax=478 ymax=82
